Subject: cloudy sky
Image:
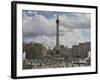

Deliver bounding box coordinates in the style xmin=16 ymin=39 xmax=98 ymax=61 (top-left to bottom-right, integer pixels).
xmin=22 ymin=10 xmax=91 ymax=49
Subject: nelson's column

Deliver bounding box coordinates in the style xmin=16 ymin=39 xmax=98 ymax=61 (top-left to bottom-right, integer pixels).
xmin=56 ymin=13 xmax=60 ymax=54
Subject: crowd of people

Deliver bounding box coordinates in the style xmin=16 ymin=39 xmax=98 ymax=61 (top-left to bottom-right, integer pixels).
xmin=23 ymin=55 xmax=90 ymax=69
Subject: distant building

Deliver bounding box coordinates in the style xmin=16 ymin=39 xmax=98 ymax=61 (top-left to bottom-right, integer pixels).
xmin=72 ymin=42 xmax=91 ymax=58
xmin=59 ymin=45 xmax=72 ymax=58
xmin=72 ymin=45 xmax=78 ymax=58
xmin=47 ymin=42 xmax=91 ymax=58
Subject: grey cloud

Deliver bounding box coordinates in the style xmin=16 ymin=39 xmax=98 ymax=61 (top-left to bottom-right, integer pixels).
xmin=60 ymin=13 xmax=90 ymax=29
xmin=23 ymin=13 xmax=65 ymax=38
xmin=23 ymin=11 xmax=91 ymax=48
